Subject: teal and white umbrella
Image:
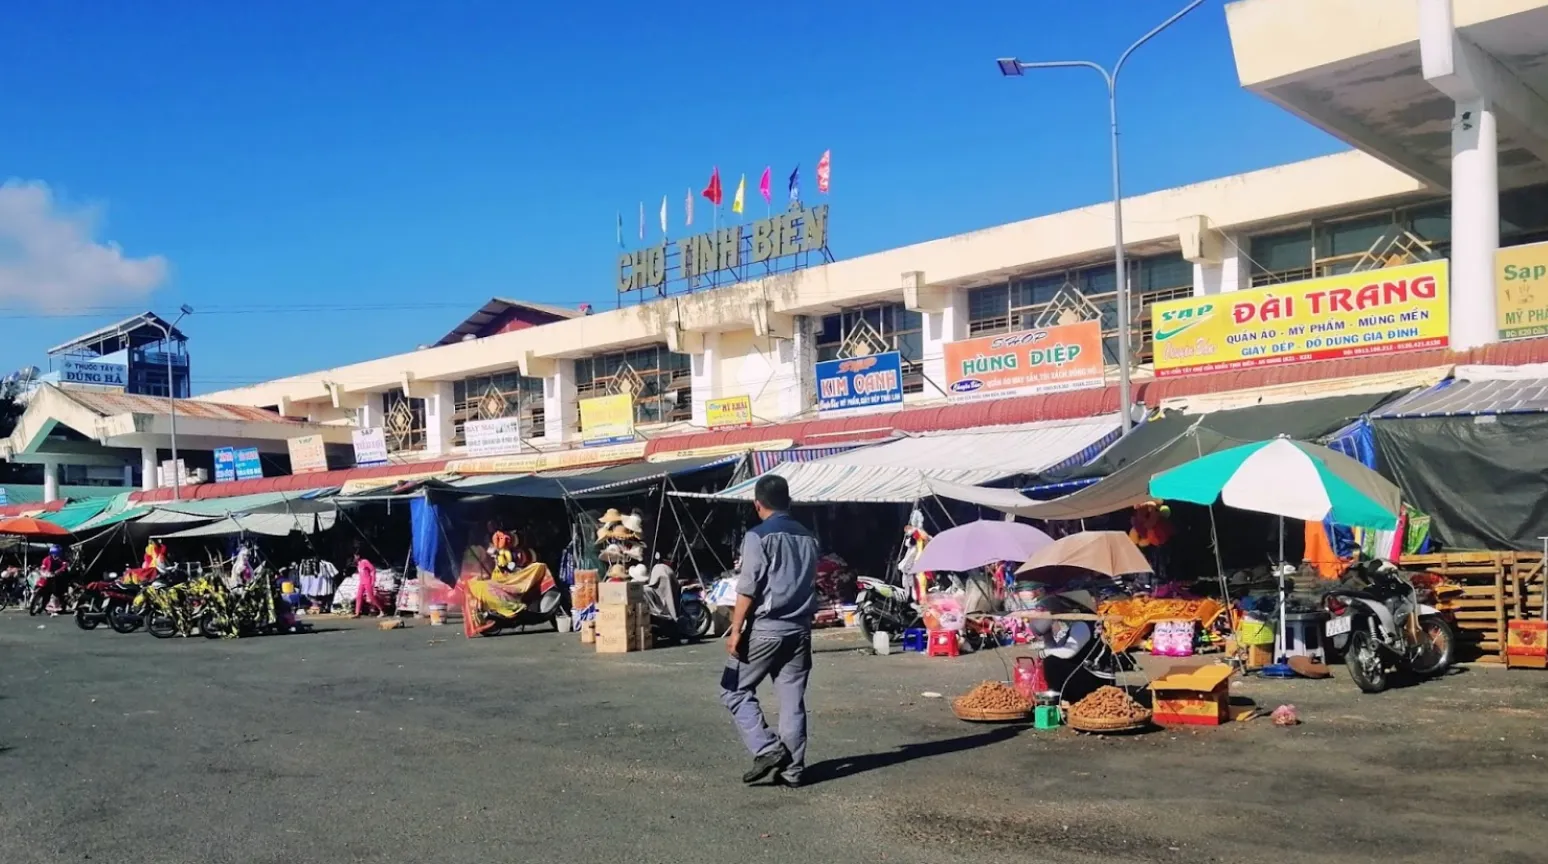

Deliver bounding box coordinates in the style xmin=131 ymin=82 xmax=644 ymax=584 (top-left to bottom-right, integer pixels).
xmin=1148 ymin=437 xmax=1401 ymax=530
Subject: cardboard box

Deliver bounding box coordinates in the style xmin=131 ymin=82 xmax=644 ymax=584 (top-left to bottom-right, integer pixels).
xmin=1506 ymin=620 xmax=1547 ymax=669
xmin=574 ymin=569 xmax=599 ymax=586
xmin=1149 ymin=663 xmax=1233 ymax=726
xmin=599 ymin=580 xmax=645 ymax=607
xmin=594 ymin=601 xmax=652 ymax=654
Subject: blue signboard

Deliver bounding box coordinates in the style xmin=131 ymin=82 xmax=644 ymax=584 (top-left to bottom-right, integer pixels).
xmin=815 ymin=351 xmax=905 ymax=413
xmin=234 ymin=447 xmax=263 ymax=481
xmin=213 ymin=447 xmax=237 ymax=483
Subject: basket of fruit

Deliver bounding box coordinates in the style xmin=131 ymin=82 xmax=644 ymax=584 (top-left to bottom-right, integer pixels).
xmin=951 ymin=681 xmax=1032 ymax=722
xmin=1064 ymin=686 xmax=1152 ymax=733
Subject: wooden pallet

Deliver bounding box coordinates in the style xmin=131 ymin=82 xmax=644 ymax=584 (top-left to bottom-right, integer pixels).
xmin=1398 ymin=551 xmax=1545 ymax=663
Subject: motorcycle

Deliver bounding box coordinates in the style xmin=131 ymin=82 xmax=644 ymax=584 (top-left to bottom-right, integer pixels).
xmin=196 ymin=569 xmax=288 ymax=639
xmin=29 ymin=568 xmax=81 ymax=617
xmin=643 ymin=560 xmax=712 ymax=642
xmin=1323 ymin=557 xmax=1458 ymax=693
xmin=0 ymin=569 xmax=33 ymax=611
xmin=74 ymin=578 xmax=143 ymax=633
xmin=854 ymin=574 xmax=923 ymax=644
xmin=467 ymin=566 xmax=564 ymax=636
xmin=134 ymin=575 xmax=199 ymax=638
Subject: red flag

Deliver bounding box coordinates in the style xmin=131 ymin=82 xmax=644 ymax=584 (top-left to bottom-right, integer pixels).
xmin=816 ymin=150 xmax=831 ymax=194
xmin=758 ymin=166 xmax=771 ymax=204
xmin=702 ymin=167 xmax=723 ymax=207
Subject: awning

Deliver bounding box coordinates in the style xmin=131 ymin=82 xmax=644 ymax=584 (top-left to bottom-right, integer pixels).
xmin=679 ymin=416 xmax=1121 ymax=504
xmin=40 ymin=498 xmax=111 ymax=530
xmin=435 ymin=454 xmax=744 ymax=500
xmin=1157 ymin=367 xmax=1447 ymax=413
xmin=155 ymin=512 xmax=338 ymax=539
xmin=748 ymin=443 xmax=876 ymax=476
xmin=1374 ymin=364 xmax=1548 ymax=417
xmin=930 ymin=426 xmax=1246 ymax=521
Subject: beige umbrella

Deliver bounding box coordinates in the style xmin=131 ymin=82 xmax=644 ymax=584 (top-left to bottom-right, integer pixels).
xmin=1014 ymin=531 xmax=1152 ymax=579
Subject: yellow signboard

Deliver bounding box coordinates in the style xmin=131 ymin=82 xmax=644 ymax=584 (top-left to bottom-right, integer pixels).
xmin=705 ymin=395 xmax=753 ymax=429
xmin=447 ymin=441 xmax=648 ymax=476
xmin=1151 ymin=260 xmax=1450 ymax=377
xmin=1497 ymin=240 xmax=1548 ymax=340
xmin=579 ymin=393 xmax=635 ymax=445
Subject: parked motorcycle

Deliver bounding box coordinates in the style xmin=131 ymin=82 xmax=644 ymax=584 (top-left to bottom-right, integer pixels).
xmin=1323 ymin=557 xmax=1457 ymax=693
xmin=0 ymin=568 xmax=33 ymax=611
xmin=74 ymin=578 xmax=143 ymax=633
xmin=643 ymin=560 xmax=711 ymax=642
xmin=854 ymin=574 xmax=922 ymax=644
xmin=470 ymin=567 xmax=564 ymax=636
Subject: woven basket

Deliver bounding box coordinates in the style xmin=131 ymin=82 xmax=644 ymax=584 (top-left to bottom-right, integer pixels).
xmin=1067 ymin=710 xmax=1152 ymax=733
xmin=951 ymin=701 xmax=1032 ymax=723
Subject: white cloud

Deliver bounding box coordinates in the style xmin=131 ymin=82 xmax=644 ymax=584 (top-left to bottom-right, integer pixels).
xmin=0 ymin=180 xmax=168 ymax=311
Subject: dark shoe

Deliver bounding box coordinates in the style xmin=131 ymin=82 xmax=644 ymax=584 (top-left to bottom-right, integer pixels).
xmin=772 ymin=770 xmax=802 ymax=788
xmin=741 ymin=747 xmax=791 ymax=784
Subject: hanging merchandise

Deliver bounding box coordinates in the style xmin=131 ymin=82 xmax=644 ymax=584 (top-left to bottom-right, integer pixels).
xmin=1128 ymin=501 xmax=1174 ymax=548
xmin=595 ymin=505 xmax=648 ymax=580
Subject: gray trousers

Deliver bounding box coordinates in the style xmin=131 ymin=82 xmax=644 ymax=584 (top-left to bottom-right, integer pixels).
xmin=720 ymin=632 xmax=811 ymax=780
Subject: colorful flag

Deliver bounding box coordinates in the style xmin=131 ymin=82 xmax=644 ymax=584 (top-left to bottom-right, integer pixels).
xmin=659 ymin=195 xmax=668 ymax=234
xmin=616 ymin=212 xmax=623 ymax=249
xmin=758 ymin=166 xmax=771 ymax=204
xmin=817 ymin=150 xmax=831 ymax=194
xmin=732 ymin=174 xmax=746 ymax=214
xmin=702 ymin=167 xmax=723 ymax=207
xmin=788 ymin=165 xmax=800 ymax=203
xmin=685 ymin=188 xmax=694 ymax=226
xmin=638 ymin=201 xmax=644 ymax=240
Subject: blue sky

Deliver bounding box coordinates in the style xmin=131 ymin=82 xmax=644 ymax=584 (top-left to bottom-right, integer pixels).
xmin=0 ymin=0 xmax=1343 ymax=393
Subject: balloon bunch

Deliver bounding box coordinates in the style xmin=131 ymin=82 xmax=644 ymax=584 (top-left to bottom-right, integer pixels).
xmin=1129 ymin=501 xmax=1174 ymax=548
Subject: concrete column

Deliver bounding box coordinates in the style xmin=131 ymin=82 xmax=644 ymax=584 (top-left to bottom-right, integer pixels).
xmin=787 ymin=315 xmax=817 ymax=417
xmin=357 ymin=395 xmax=383 ymax=432
xmin=920 ymin=289 xmax=966 ymax=399
xmin=42 ymin=460 xmax=60 ymax=504
xmin=1192 ymin=231 xmax=1250 ymax=296
xmin=140 ymin=445 xmax=158 ymax=492
xmin=1451 ymin=98 xmax=1500 ymax=350
xmin=689 ymin=332 xmax=721 ymax=428
xmin=543 ymin=359 xmax=578 ymax=443
xmin=424 ymin=381 xmax=456 ymax=455
xmin=122 ymin=463 xmax=135 ymax=487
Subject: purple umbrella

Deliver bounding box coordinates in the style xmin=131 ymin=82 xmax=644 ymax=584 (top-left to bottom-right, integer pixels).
xmin=904 ymin=520 xmax=1054 ymax=574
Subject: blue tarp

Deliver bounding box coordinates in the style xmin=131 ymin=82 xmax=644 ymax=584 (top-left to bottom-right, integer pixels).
xmin=410 ymin=497 xmax=456 ymax=586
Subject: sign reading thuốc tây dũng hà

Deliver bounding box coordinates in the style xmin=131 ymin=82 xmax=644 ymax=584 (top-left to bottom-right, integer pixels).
xmin=616 ymin=203 xmax=829 ymax=295
xmin=1150 ymin=260 xmax=1450 ymax=377
xmin=1497 ymin=240 xmax=1548 ymax=340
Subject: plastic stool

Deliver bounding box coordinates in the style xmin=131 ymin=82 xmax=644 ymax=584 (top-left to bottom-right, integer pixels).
xmin=901 ymin=628 xmax=929 ymax=652
xmin=926 ymin=629 xmax=960 ymax=658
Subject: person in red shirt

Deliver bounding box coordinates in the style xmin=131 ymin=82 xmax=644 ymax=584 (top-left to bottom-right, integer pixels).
xmin=352 ymin=553 xmax=385 ymax=618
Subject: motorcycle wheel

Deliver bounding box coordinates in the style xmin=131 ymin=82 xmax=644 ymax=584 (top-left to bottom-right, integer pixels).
xmin=28 ymin=591 xmax=49 ymax=616
xmin=685 ymin=601 xmax=713 ymax=639
xmin=1345 ymin=630 xmax=1389 ymax=694
xmin=146 ymin=613 xmax=178 ymax=639
xmin=74 ymin=605 xmax=100 ymax=630
xmin=108 ymin=601 xmax=141 ymax=634
xmin=1409 ymin=615 xmax=1457 ymax=677
xmin=200 ymin=612 xmax=234 ymax=639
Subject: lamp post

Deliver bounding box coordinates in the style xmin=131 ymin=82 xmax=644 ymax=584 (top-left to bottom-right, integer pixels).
xmin=148 ymin=305 xmax=194 ymax=499
xmin=998 ymin=0 xmax=1206 ymax=435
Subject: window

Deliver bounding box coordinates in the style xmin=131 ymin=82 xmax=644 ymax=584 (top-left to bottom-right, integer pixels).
xmin=815 ymin=302 xmax=924 ymax=394
xmin=383 ymin=391 xmax=428 ymax=454
xmin=452 ymin=371 xmax=545 ymax=445
xmin=574 ymin=345 xmax=693 ymax=425
xmin=1246 ymin=200 xmax=1472 ymax=287
xmin=964 ymin=253 xmax=1192 ymax=365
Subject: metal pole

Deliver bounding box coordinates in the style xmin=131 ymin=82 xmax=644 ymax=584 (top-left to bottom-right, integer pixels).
xmin=998 ymin=0 xmax=1204 ymax=437
xmin=167 ymin=343 xmax=179 ymax=501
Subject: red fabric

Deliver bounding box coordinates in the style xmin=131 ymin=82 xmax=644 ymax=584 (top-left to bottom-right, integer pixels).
xmin=816 ymin=150 xmax=831 ymax=193
xmin=701 ymin=167 xmax=722 ymax=206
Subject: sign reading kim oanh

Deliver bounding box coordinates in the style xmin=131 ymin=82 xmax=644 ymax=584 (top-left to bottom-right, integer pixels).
xmin=815 ymin=352 xmax=904 ymax=413
xmin=617 ymin=203 xmax=830 ymax=294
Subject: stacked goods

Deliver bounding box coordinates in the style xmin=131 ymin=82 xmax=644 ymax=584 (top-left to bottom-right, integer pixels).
xmin=595 ymin=508 xmax=649 ymax=582
xmin=596 ymin=580 xmax=651 ymax=654
xmin=572 ymin=569 xmax=599 ymax=611
xmin=1067 ymin=686 xmax=1151 ymax=731
xmin=952 ymin=681 xmax=1032 ymax=721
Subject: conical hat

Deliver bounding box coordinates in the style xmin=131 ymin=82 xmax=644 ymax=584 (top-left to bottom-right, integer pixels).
xmin=600 ymin=508 xmax=624 ymax=525
xmin=605 ymin=563 xmax=629 ymax=581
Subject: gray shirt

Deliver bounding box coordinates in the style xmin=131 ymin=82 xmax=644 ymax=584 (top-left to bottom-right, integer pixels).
xmin=735 ymin=512 xmax=819 ymax=636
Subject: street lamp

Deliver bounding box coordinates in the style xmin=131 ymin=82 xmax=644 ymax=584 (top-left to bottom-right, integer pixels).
xmin=998 ymin=0 xmax=1206 ymax=435
xmin=147 ymin=304 xmax=194 ymax=499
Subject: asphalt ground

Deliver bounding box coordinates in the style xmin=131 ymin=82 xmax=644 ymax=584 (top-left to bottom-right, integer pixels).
xmin=2 ymin=612 xmax=1546 ymax=864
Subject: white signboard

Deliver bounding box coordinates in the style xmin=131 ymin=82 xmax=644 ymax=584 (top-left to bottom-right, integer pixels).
xmin=60 ymin=358 xmax=128 ymax=389
xmin=158 ymin=459 xmax=187 ymax=488
xmin=351 ymin=427 xmax=389 ymax=467
xmin=464 ymin=417 xmax=523 ymax=457
xmin=287 ymin=434 xmax=329 ymax=474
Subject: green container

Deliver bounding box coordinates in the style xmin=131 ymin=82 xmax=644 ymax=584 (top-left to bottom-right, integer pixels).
xmin=1034 ymin=705 xmax=1061 ymax=730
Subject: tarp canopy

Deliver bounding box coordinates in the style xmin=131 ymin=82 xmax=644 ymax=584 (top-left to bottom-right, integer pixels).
xmin=434 ymin=453 xmax=743 ymax=500
xmin=1371 ymin=413 xmax=1548 ymax=551
xmin=154 ymin=511 xmax=338 ymax=539
xmin=928 ymin=427 xmax=1250 ymax=521
xmin=678 ymin=417 xmax=1121 ymax=504
xmin=1031 ymin=391 xmax=1410 ymax=489
xmin=1374 ymin=364 xmax=1548 ymax=418
xmin=40 ymin=498 xmax=111 ymax=530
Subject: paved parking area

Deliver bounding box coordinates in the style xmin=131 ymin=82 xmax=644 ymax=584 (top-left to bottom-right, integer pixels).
xmin=2 ymin=613 xmax=1545 ymax=863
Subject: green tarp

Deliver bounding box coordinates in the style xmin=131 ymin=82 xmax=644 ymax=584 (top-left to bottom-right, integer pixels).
xmin=40 ymin=498 xmax=111 ymax=530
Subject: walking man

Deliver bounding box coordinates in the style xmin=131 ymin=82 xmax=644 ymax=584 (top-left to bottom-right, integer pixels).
xmin=721 ymin=474 xmax=819 ymax=787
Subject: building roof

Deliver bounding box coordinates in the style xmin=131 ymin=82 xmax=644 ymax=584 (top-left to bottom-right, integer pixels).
xmin=47 ymin=312 xmax=188 ymax=356
xmin=129 ymin=460 xmax=453 ymax=504
xmin=58 ymin=388 xmax=298 ymax=425
xmin=433 ymin=298 xmax=583 ymax=347
xmin=1374 ymin=364 xmax=1548 ymax=417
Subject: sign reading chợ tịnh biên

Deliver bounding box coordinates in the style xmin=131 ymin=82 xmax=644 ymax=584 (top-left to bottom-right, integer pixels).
xmin=617 ymin=203 xmax=829 ymax=294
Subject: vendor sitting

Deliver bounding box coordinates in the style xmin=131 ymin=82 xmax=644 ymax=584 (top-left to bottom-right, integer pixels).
xmin=1029 ymin=616 xmax=1101 ymax=704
